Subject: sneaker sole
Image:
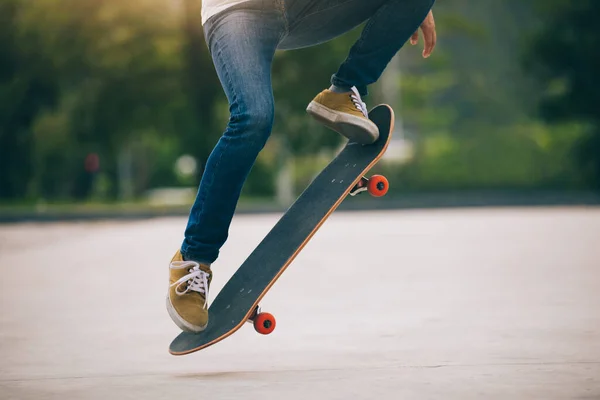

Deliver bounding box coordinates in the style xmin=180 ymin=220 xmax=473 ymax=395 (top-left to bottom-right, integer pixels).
xmin=166 ymin=295 xmax=208 ymax=333
xmin=306 ymin=101 xmax=379 ymax=145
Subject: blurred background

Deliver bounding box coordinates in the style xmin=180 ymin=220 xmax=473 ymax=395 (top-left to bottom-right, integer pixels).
xmin=1 ymin=0 xmax=599 ymax=216
xmin=2 ymin=2 xmax=600 ymax=398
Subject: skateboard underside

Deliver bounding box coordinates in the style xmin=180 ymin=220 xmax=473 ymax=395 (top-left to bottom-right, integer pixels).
xmin=170 ymin=104 xmax=394 ymax=355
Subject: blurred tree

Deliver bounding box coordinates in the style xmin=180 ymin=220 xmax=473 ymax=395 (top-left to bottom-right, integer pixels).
xmin=526 ymin=0 xmax=600 ymax=189
xmin=399 ymin=0 xmax=538 ymax=136
xmin=1 ymin=0 xmax=594 ymax=203
xmin=13 ymin=0 xmax=196 ymax=199
xmin=388 ymin=0 xmax=586 ymax=191
xmin=0 ymin=0 xmax=59 ymax=199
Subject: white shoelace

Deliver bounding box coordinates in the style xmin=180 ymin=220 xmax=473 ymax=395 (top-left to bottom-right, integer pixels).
xmin=170 ymin=261 xmax=209 ymax=308
xmin=350 ymin=86 xmax=369 ymax=118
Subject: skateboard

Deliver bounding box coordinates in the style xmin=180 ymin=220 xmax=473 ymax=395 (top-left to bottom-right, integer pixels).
xmin=169 ymin=104 xmax=394 ymax=355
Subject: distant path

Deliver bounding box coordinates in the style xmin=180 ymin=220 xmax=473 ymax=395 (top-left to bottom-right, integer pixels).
xmin=1 ymin=190 xmax=600 ymax=223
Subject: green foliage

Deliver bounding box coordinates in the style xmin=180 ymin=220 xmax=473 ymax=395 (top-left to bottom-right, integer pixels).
xmin=0 ymin=0 xmax=205 ymax=200
xmin=0 ymin=0 xmax=59 ymax=199
xmin=388 ymin=122 xmax=585 ymax=191
xmin=382 ymin=0 xmax=590 ymax=192
xmin=0 ymin=0 xmax=597 ymax=204
xmin=526 ymin=0 xmax=600 ymax=188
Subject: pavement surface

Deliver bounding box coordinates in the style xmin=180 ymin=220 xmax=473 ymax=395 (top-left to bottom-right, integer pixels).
xmin=1 ymin=207 xmax=599 ymax=399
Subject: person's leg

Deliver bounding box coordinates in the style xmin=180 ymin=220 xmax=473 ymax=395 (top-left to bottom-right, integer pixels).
xmin=279 ymin=0 xmax=434 ymax=144
xmin=332 ymin=0 xmax=435 ymax=96
xmin=168 ymin=2 xmax=284 ymax=333
xmin=180 ymin=4 xmax=285 ymax=265
xmin=280 ymin=0 xmax=435 ymax=95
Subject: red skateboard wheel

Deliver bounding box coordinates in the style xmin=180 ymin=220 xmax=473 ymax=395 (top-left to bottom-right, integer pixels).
xmin=367 ymin=175 xmax=389 ymax=197
xmin=253 ymin=312 xmax=276 ymax=335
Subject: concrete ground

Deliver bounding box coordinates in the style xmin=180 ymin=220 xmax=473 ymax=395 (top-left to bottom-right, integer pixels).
xmin=0 ymin=207 xmax=599 ymax=399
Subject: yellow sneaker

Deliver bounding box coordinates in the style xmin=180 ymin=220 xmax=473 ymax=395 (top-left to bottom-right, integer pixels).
xmin=166 ymin=250 xmax=212 ymax=332
xmin=306 ymin=86 xmax=379 ymax=144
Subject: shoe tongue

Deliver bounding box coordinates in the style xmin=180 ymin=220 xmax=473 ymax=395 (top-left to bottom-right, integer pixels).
xmin=197 ymin=264 xmax=212 ymax=283
xmin=198 ymin=263 xmax=210 ymax=271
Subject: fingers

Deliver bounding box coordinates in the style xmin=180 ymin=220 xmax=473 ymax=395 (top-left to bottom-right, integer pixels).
xmin=421 ymin=11 xmax=436 ymax=58
xmin=410 ymin=30 xmax=419 ymax=46
xmin=409 ymin=10 xmax=437 ymax=58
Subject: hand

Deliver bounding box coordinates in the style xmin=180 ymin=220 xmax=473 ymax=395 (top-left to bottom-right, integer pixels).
xmin=410 ymin=10 xmax=436 ymax=58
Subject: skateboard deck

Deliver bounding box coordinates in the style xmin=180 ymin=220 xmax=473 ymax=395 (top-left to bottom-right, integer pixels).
xmin=169 ymin=104 xmax=394 ymax=355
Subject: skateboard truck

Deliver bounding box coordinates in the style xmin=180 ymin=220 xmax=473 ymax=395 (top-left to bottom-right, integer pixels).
xmin=349 ymin=175 xmax=389 ymax=197
xmin=248 ymin=305 xmax=276 ymax=335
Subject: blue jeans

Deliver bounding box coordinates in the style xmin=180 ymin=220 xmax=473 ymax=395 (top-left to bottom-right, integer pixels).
xmin=181 ymin=0 xmax=435 ymax=264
